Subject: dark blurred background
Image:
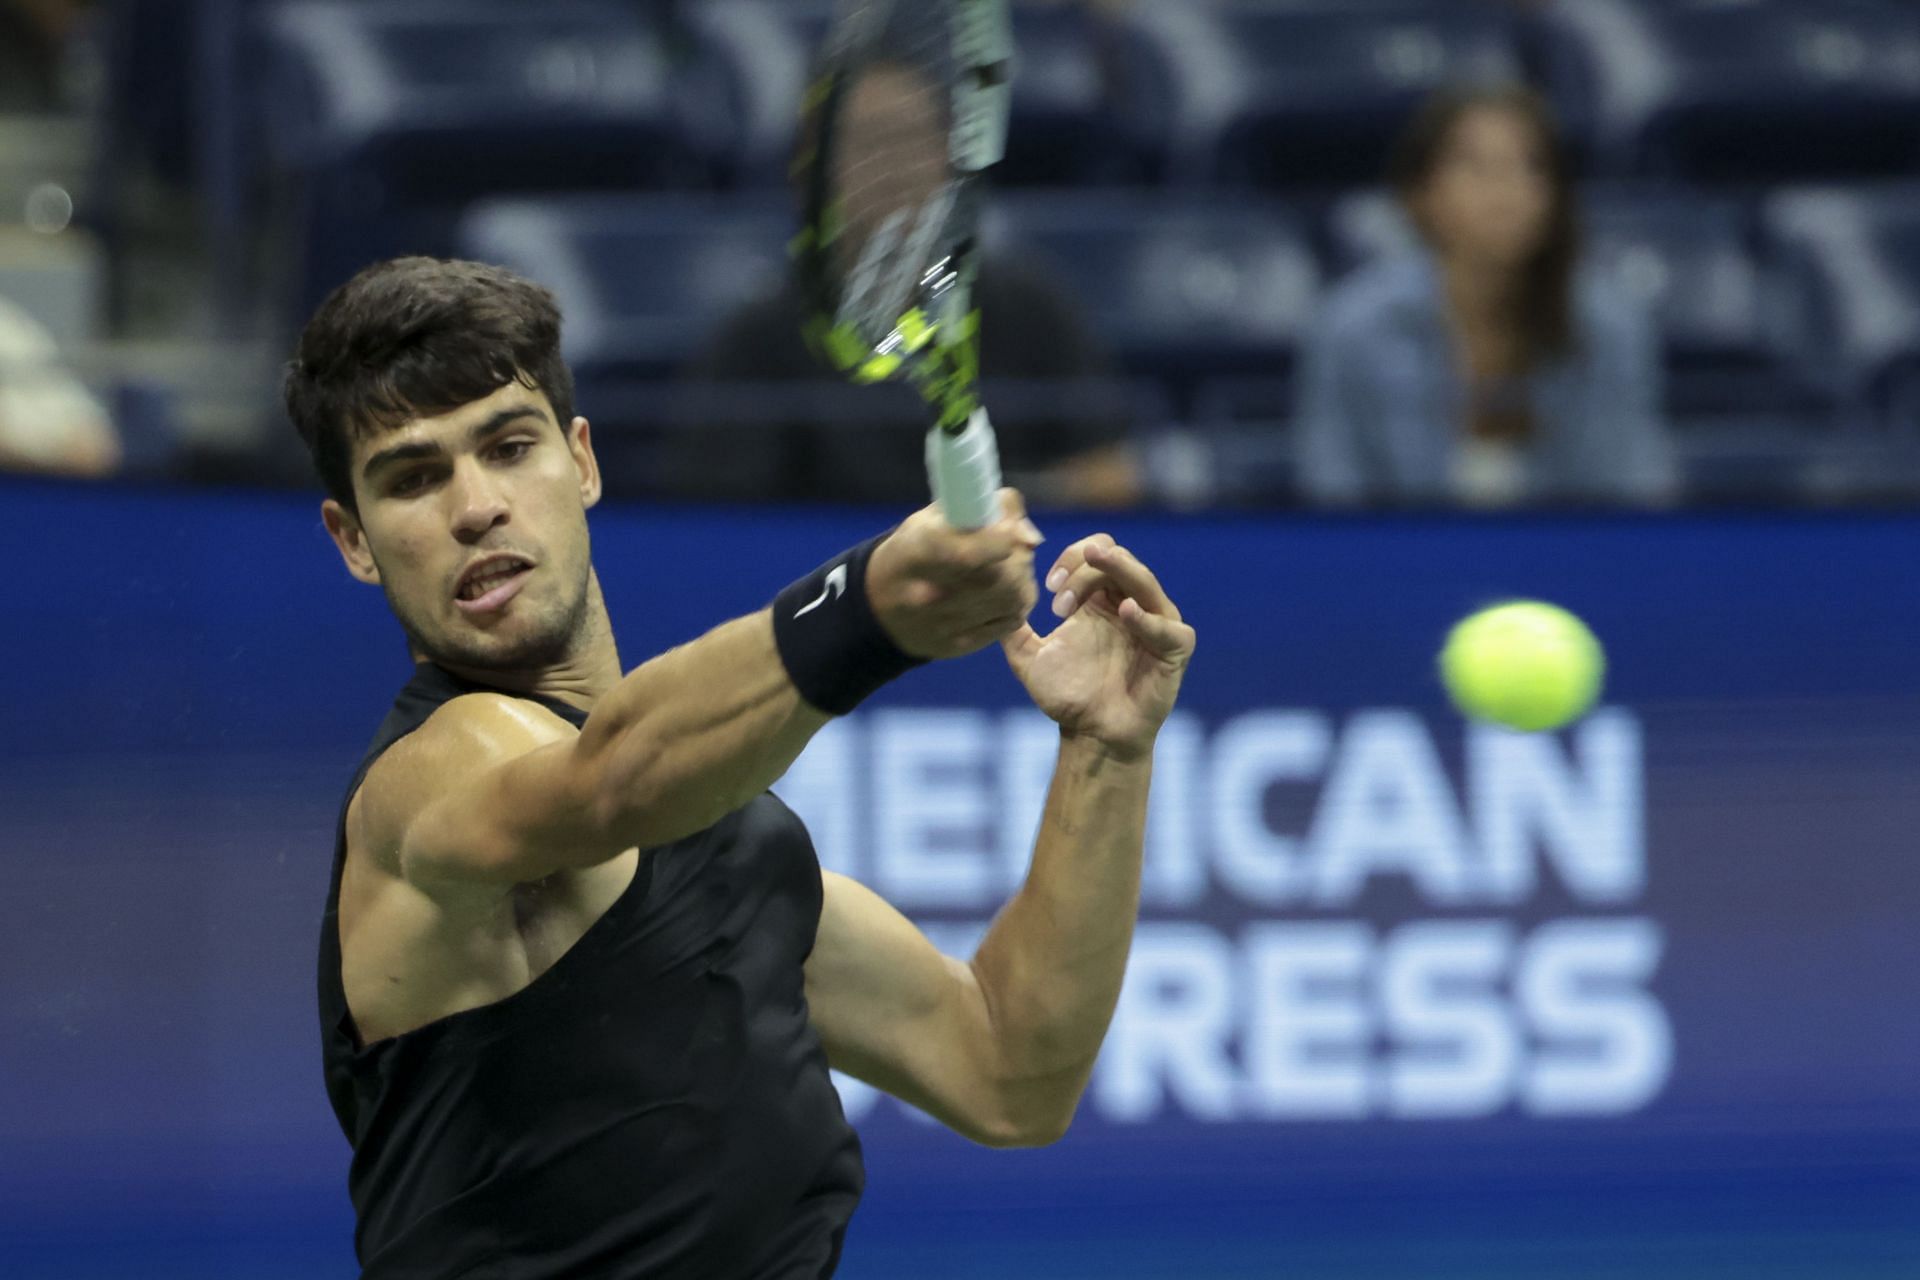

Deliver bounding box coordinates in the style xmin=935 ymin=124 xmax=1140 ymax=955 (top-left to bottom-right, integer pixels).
xmin=4 ymin=0 xmax=1920 ymax=508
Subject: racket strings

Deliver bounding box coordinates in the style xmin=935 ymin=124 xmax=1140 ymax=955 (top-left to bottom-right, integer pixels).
xmin=830 ymin=62 xmax=959 ymax=346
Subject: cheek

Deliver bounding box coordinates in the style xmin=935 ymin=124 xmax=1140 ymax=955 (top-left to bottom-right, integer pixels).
xmin=369 ymin=523 xmax=443 ymax=588
xmin=1519 ymin=185 xmax=1554 ymax=233
xmin=1490 ymin=187 xmax=1555 ymax=259
xmin=1424 ymin=177 xmax=1484 ymax=245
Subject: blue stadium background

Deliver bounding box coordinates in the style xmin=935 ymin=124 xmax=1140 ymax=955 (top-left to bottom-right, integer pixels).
xmin=5 ymin=479 xmax=1919 ymax=1278
xmin=4 ymin=1 xmax=1920 ymax=1278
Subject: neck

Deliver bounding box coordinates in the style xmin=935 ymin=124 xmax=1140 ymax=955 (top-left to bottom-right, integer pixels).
xmin=421 ymin=569 xmax=623 ymax=712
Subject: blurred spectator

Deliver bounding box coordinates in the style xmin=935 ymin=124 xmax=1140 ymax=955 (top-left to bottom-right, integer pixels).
xmin=687 ymin=255 xmax=1141 ymax=508
xmin=1297 ymin=86 xmax=1676 ymax=508
xmin=0 ymin=0 xmax=87 ymax=113
xmin=684 ymin=55 xmax=1141 ymax=509
xmin=0 ymin=294 xmax=119 ymax=477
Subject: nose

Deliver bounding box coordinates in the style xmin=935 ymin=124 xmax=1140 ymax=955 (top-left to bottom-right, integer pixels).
xmin=450 ymin=459 xmax=509 ymax=543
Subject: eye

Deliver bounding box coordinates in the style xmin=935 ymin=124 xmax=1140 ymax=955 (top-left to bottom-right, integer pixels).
xmin=390 ymin=470 xmax=430 ymax=497
xmin=493 ymin=439 xmax=534 ymax=463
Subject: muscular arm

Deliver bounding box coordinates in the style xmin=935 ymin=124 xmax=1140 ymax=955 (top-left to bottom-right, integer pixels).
xmin=366 ymin=609 xmax=832 ymax=890
xmin=367 ymin=501 xmax=1040 ymax=894
xmin=806 ymin=733 xmax=1150 ymax=1147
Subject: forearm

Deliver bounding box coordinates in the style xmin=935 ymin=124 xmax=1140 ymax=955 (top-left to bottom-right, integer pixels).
xmin=969 ymin=733 xmax=1152 ymax=1125
xmin=578 ymin=608 xmax=832 ymax=847
xmin=571 ymin=505 xmax=1032 ymax=850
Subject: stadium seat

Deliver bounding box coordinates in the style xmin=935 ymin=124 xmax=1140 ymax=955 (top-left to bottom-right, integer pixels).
xmin=1325 ymin=186 xmax=1816 ymax=418
xmin=1764 ymin=185 xmax=1920 ymax=429
xmin=683 ymin=0 xmax=1149 ymax=187
xmin=999 ymin=5 xmax=1155 ymax=185
xmin=94 ymin=0 xmax=206 ymax=190
xmin=988 ymin=194 xmax=1320 ymax=404
xmin=1185 ymin=379 xmax=1298 ymax=508
xmin=1546 ymin=0 xmax=1920 ymax=184
xmin=1581 ymin=188 xmax=1811 ymax=417
xmin=1886 ymin=370 xmax=1920 ymax=442
xmin=454 ymin=193 xmax=796 ymax=496
xmin=1668 ymin=411 xmax=1894 ymax=503
xmin=455 ymin=194 xmax=793 ymax=382
xmin=678 ymin=1 xmax=831 ymax=188
xmin=254 ymin=0 xmax=711 ymax=318
xmin=1117 ymin=2 xmax=1527 ymax=189
xmin=1323 ymin=189 xmax=1420 ymax=272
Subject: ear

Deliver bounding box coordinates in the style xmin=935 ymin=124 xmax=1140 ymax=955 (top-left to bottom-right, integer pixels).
xmin=322 ymin=499 xmax=382 ymax=586
xmin=567 ymin=416 xmax=603 ymax=511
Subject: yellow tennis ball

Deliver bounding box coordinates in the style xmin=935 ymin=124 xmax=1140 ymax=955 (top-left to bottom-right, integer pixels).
xmin=1439 ymin=601 xmax=1606 ymax=732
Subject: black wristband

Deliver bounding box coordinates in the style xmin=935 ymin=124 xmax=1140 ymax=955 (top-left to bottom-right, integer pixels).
xmin=772 ymin=533 xmax=927 ymax=716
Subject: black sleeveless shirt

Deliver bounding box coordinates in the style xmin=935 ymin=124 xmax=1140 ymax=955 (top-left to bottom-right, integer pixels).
xmin=317 ymin=663 xmax=864 ymax=1278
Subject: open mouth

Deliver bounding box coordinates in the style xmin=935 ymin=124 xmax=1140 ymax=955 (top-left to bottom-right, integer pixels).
xmin=455 ymin=557 xmax=533 ymax=613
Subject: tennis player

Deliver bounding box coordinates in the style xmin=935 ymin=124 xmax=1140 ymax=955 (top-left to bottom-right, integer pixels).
xmin=288 ymin=257 xmax=1195 ymax=1278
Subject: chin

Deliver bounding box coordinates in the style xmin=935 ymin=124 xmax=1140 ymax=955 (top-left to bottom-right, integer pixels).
xmin=464 ymin=626 xmax=575 ymax=672
xmin=410 ymin=609 xmax=571 ymax=673
xmin=392 ymin=568 xmax=590 ymax=674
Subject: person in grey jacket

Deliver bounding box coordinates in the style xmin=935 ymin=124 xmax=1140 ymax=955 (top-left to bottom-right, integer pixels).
xmin=1297 ymin=86 xmax=1677 ymax=508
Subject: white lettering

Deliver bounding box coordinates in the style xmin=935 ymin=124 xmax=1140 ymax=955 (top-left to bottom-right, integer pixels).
xmin=771 ymin=717 xmax=861 ymax=878
xmin=829 ymin=1069 xmax=880 ymax=1120
xmin=1209 ymin=712 xmax=1329 ymax=905
xmin=1381 ymin=922 xmax=1517 ymax=1118
xmin=1243 ymin=923 xmax=1372 ymax=1118
xmin=1096 ymin=925 xmax=1240 ymax=1122
xmin=1472 ymin=711 xmax=1645 ymax=905
xmin=1309 ymin=712 xmax=1473 ymax=906
xmin=1519 ymin=919 xmax=1671 ymax=1115
xmin=1144 ymin=711 xmax=1208 ymax=908
xmin=872 ymin=710 xmax=995 ymax=908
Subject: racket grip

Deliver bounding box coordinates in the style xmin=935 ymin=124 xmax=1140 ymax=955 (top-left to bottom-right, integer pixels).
xmin=927 ymin=408 xmax=1003 ymax=530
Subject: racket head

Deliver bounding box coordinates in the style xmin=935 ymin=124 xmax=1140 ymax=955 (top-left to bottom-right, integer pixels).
xmin=794 ymin=0 xmax=1011 ymax=433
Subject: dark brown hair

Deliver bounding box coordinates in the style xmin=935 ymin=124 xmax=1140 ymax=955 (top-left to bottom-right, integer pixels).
xmin=284 ymin=257 xmax=576 ymax=512
xmin=1389 ymin=85 xmax=1581 ymax=369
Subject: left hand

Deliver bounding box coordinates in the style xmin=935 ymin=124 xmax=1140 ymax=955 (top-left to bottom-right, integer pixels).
xmin=1000 ymin=534 xmax=1196 ymax=762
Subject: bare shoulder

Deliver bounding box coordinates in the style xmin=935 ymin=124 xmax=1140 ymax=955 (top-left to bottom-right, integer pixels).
xmin=337 ymin=693 xmax=585 ymax=1044
xmin=350 ymin=693 xmax=581 ymax=876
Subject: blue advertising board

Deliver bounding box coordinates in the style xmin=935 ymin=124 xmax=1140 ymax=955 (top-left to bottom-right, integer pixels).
xmin=1 ymin=477 xmax=1916 ymax=1278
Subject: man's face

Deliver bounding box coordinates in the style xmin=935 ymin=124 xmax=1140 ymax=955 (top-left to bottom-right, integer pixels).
xmin=832 ymin=64 xmax=949 ymax=282
xmin=321 ymin=381 xmax=602 ymax=674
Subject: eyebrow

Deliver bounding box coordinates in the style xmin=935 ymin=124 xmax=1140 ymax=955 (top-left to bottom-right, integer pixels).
xmin=361 ymin=406 xmax=547 ymax=482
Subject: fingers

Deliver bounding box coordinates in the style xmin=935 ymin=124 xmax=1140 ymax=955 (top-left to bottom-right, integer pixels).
xmin=1118 ymin=594 xmax=1198 ymax=661
xmin=950 ymin=607 xmax=1031 ymax=655
xmin=1082 ymin=543 xmax=1179 ymax=619
xmin=998 ymin=621 xmax=1042 ymax=683
xmin=1043 ymin=532 xmax=1117 ymax=595
xmin=1047 ymin=540 xmax=1183 ymax=626
xmin=869 ymin=491 xmax=1046 ymax=660
xmin=918 ymin=489 xmax=1042 ymax=584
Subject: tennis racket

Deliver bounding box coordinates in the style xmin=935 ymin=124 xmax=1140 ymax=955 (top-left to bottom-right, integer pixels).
xmin=794 ymin=0 xmax=1013 ymax=530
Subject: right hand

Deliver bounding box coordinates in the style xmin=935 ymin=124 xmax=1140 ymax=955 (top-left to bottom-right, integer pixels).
xmin=867 ymin=490 xmax=1044 ymax=660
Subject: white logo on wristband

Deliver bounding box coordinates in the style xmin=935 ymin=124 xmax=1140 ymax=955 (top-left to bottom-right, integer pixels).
xmin=793 ymin=563 xmax=849 ymax=619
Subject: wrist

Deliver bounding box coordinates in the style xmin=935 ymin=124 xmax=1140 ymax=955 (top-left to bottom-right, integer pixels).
xmin=1059 ymin=728 xmax=1155 ymax=768
xmin=862 ymin=528 xmax=930 ymax=659
xmin=772 ymin=533 xmax=928 ymax=715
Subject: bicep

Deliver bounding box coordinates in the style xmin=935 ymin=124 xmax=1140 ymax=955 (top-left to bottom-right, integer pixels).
xmin=805 ymin=872 xmax=1012 ymax=1142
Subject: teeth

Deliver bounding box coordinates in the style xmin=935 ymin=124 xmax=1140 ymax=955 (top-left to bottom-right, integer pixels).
xmin=461 ymin=562 xmax=525 ymax=601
